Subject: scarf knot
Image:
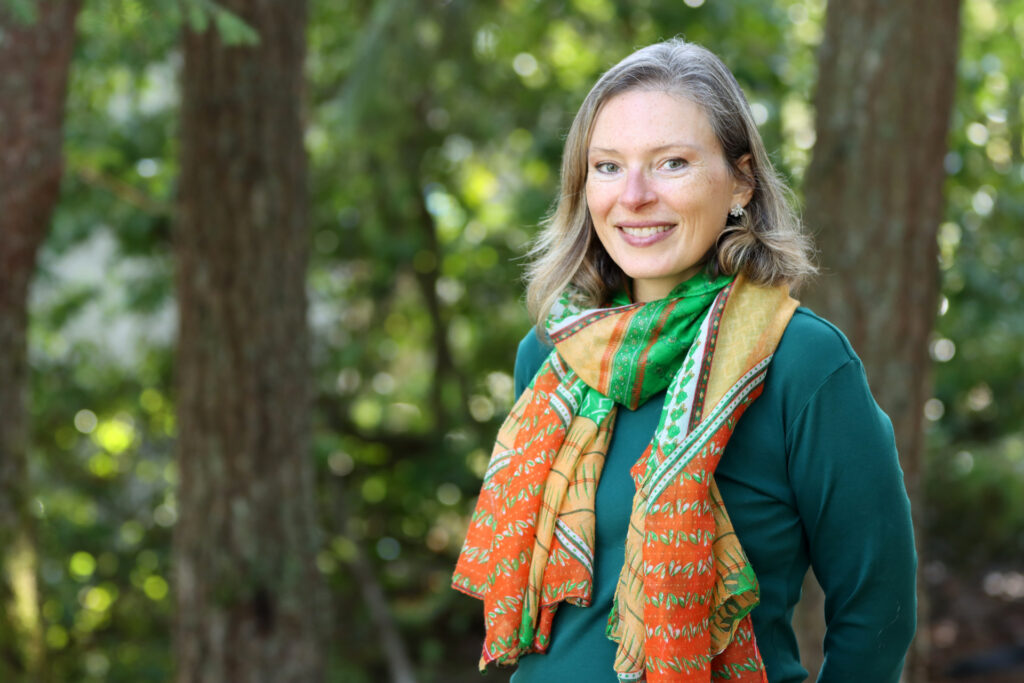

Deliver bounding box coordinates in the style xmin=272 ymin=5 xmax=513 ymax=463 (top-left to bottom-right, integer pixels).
xmin=546 ymin=272 xmax=734 ymax=409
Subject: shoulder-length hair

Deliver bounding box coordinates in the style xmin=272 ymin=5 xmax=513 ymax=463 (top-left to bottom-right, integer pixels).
xmin=525 ymin=38 xmax=816 ymax=326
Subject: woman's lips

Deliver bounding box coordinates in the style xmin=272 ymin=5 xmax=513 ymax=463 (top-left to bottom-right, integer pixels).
xmin=617 ymin=223 xmax=676 ymax=247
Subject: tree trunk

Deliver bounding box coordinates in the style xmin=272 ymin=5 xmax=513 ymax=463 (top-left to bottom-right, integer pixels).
xmin=0 ymin=2 xmax=81 ymax=679
xmin=172 ymin=1 xmax=326 ymax=680
xmin=799 ymin=0 xmax=962 ymax=680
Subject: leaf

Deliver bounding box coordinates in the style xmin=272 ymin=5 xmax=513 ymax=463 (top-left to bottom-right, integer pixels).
xmin=185 ymin=0 xmax=208 ymax=33
xmin=211 ymin=6 xmax=259 ymax=46
xmin=0 ymin=0 xmax=38 ymax=24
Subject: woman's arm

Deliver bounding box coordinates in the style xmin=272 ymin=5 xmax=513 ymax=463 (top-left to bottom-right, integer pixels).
xmin=787 ymin=358 xmax=918 ymax=682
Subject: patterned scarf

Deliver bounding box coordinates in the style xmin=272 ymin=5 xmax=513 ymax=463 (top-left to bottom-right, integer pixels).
xmin=453 ymin=273 xmax=798 ymax=682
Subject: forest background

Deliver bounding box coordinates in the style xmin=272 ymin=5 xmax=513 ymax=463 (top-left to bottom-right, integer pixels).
xmin=0 ymin=0 xmax=1022 ymax=681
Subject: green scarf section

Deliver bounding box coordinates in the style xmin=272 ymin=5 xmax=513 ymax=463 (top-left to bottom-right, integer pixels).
xmin=567 ymin=271 xmax=735 ymax=410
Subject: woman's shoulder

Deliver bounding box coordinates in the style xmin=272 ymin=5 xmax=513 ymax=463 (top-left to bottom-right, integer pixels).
xmin=778 ymin=306 xmax=859 ymax=366
xmin=514 ymin=327 xmax=553 ymax=397
xmin=769 ymin=306 xmax=863 ymax=398
xmin=517 ymin=326 xmax=550 ymax=362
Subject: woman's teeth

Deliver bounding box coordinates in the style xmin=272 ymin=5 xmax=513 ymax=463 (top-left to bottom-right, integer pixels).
xmin=620 ymin=225 xmax=673 ymax=237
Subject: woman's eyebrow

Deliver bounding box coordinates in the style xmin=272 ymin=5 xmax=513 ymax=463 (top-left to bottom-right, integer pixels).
xmin=588 ymin=142 xmax=705 ymax=155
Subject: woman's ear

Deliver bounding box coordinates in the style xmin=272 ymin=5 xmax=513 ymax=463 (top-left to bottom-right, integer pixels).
xmin=732 ymin=154 xmax=755 ymax=207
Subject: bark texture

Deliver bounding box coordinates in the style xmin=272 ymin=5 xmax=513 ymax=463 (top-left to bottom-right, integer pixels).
xmin=800 ymin=1 xmax=962 ymax=680
xmin=172 ymin=1 xmax=326 ymax=680
xmin=0 ymin=2 xmax=81 ymax=678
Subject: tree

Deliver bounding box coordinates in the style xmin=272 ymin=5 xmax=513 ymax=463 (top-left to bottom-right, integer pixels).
xmin=12 ymin=0 xmax=1018 ymax=678
xmin=0 ymin=1 xmax=81 ymax=679
xmin=171 ymin=1 xmax=326 ymax=680
xmin=800 ymin=0 xmax=962 ymax=679
xmin=308 ymin=3 xmax=813 ymax=679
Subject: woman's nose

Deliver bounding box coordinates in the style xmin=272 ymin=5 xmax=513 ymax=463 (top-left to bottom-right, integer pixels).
xmin=618 ymin=170 xmax=656 ymax=210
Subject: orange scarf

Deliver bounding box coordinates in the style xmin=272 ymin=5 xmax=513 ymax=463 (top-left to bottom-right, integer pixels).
xmin=453 ymin=275 xmax=797 ymax=681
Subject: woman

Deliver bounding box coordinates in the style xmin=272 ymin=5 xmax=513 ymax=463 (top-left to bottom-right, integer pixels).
xmin=453 ymin=39 xmax=916 ymax=683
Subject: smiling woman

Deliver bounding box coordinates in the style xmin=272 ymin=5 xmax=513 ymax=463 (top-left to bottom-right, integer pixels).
xmin=585 ymin=90 xmax=752 ymax=302
xmin=522 ymin=39 xmax=815 ymax=325
xmin=452 ymin=39 xmax=918 ymax=683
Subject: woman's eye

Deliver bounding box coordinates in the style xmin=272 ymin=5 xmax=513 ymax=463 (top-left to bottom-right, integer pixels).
xmin=663 ymin=158 xmax=688 ymax=170
xmin=595 ymin=162 xmax=619 ymax=174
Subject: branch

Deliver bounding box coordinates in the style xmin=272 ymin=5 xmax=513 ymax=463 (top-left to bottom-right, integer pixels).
xmin=327 ymin=476 xmax=417 ymax=683
xmin=315 ymin=393 xmax=435 ymax=452
xmin=71 ymin=163 xmax=173 ymax=216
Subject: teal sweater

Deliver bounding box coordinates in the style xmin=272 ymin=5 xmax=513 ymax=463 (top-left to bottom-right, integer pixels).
xmin=509 ymin=308 xmax=916 ymax=683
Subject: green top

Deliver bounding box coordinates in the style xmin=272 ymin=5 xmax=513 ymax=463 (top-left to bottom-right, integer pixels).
xmin=509 ymin=307 xmax=917 ymax=683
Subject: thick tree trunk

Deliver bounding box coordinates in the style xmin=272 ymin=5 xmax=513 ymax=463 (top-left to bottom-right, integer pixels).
xmin=0 ymin=2 xmax=80 ymax=679
xmin=799 ymin=1 xmax=962 ymax=680
xmin=172 ymin=1 xmax=326 ymax=680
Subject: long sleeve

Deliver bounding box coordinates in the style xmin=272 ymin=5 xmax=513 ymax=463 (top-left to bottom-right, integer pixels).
xmin=786 ymin=359 xmax=918 ymax=682
xmin=507 ymin=312 xmax=918 ymax=683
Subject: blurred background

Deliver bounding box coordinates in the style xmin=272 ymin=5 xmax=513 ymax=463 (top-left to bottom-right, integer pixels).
xmin=0 ymin=0 xmax=1022 ymax=681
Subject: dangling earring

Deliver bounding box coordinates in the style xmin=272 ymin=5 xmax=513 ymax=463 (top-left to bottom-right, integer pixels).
xmin=729 ymin=204 xmax=746 ymax=218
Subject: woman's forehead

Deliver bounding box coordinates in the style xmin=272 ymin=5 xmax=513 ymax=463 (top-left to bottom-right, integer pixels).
xmin=588 ymin=90 xmax=719 ymax=153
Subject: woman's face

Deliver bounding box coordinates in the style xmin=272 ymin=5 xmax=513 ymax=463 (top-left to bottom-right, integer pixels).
xmin=585 ymin=89 xmax=752 ymax=302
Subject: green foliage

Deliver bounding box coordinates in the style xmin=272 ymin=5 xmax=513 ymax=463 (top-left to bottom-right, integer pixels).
xmin=0 ymin=0 xmax=37 ymax=24
xmin=19 ymin=0 xmax=1022 ymax=679
xmin=27 ymin=2 xmax=179 ymax=679
xmin=2 ymin=0 xmax=257 ymax=44
xmin=926 ymin=438 xmax=1024 ymax=570
xmin=924 ymin=0 xmax=1024 ymax=570
xmin=305 ymin=7 xmax=810 ymax=677
xmin=179 ymin=0 xmax=260 ymax=45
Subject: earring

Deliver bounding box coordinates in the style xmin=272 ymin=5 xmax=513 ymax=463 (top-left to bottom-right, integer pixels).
xmin=729 ymin=204 xmax=746 ymax=218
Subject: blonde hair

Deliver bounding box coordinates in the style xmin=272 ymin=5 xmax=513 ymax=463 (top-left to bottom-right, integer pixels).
xmin=525 ymin=38 xmax=816 ymax=325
